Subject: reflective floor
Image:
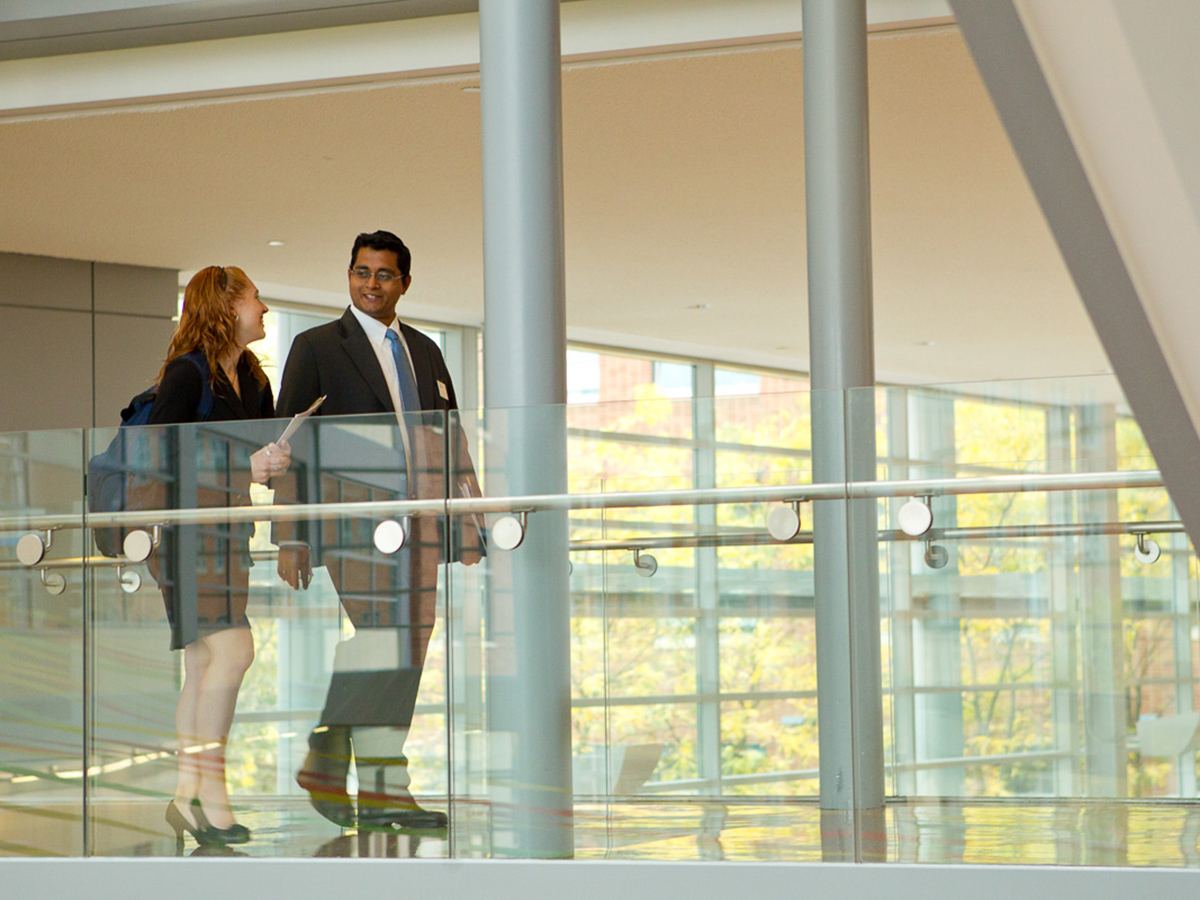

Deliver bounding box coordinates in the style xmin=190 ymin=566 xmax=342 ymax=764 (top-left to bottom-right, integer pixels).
xmin=5 ymin=797 xmax=1200 ymax=865
xmin=572 ymin=800 xmax=1200 ymax=866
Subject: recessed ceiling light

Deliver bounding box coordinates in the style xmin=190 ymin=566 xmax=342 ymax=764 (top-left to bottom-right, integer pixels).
xmin=916 ymin=340 xmax=935 ymax=346
xmin=687 ymin=303 xmax=712 ymax=310
xmin=462 ymin=86 xmax=481 ymax=93
xmin=268 ymin=240 xmax=285 ymax=247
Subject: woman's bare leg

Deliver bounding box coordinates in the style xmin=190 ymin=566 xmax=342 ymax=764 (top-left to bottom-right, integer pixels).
xmin=173 ymin=638 xmax=212 ymax=826
xmin=191 ymin=627 xmax=255 ymax=829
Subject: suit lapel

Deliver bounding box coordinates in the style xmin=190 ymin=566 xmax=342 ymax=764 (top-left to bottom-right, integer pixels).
xmin=338 ymin=308 xmax=394 ymax=412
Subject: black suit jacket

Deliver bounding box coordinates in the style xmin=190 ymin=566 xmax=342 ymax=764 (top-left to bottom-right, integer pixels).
xmin=275 ymin=307 xmax=483 ymax=562
xmin=276 ymin=308 xmax=458 ymax=418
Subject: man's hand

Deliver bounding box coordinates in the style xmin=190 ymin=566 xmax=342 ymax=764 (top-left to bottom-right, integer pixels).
xmin=277 ymin=542 xmax=313 ymax=590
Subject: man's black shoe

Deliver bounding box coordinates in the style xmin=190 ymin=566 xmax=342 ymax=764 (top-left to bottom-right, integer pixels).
xmin=356 ymin=805 xmax=448 ymax=831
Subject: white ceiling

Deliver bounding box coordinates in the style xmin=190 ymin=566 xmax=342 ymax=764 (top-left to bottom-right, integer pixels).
xmin=0 ymin=5 xmax=1111 ymax=386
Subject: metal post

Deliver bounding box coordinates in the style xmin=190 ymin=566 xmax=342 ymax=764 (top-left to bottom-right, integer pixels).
xmin=80 ymin=432 xmax=93 ymax=857
xmin=479 ymin=0 xmax=572 ymax=858
xmin=802 ymin=0 xmax=885 ymax=861
xmin=885 ymin=389 xmax=916 ymax=798
xmin=1171 ymin=525 xmax=1197 ymax=796
xmin=692 ymin=364 xmax=721 ymax=794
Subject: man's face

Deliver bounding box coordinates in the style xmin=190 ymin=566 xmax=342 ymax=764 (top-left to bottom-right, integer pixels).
xmin=349 ymin=247 xmax=410 ymax=324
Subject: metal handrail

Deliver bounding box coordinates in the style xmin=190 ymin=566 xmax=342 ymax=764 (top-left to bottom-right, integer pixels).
xmin=0 ymin=468 xmax=1167 ymax=535
xmin=570 ymin=519 xmax=1184 ymax=553
xmin=0 ymin=517 xmax=1184 ymax=571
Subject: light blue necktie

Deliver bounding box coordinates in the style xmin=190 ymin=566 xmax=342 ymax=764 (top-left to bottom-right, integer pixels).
xmin=384 ymin=328 xmax=418 ymax=500
xmin=384 ymin=328 xmax=422 ymax=415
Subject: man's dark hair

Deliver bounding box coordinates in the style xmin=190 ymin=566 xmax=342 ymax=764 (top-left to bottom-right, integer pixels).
xmin=350 ymin=230 xmax=411 ymax=276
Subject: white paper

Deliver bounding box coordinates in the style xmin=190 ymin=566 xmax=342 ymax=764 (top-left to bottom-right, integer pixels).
xmin=279 ymin=395 xmax=325 ymax=444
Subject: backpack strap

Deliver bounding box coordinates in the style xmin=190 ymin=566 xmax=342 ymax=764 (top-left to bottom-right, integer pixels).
xmin=181 ymin=351 xmax=216 ymax=421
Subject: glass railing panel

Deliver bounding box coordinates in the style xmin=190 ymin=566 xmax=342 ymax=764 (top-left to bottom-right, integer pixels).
xmin=580 ymin=391 xmax=818 ymax=802
xmin=0 ymin=371 xmax=1175 ymax=864
xmin=7 ymin=372 xmax=1200 ymax=864
xmin=859 ymin=376 xmax=1198 ymax=829
xmin=710 ymin=390 xmax=817 ymax=798
xmin=1191 ymin=550 xmax=1200 ymax=795
xmin=447 ymin=402 xmax=573 ymax=858
xmin=0 ymin=427 xmax=86 ymax=857
xmin=600 ymin=519 xmax=701 ymax=798
xmin=569 ymin=397 xmax=699 ymax=805
xmin=84 ymin=411 xmax=453 ymax=857
xmin=442 ymin=407 xmax=490 ymax=858
xmin=446 ymin=390 xmax=829 ymax=861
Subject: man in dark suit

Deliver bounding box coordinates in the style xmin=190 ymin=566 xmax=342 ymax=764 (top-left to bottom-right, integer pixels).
xmin=276 ymin=230 xmax=483 ymax=830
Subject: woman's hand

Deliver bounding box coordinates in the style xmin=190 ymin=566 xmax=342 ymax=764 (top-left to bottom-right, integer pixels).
xmin=251 ymin=439 xmax=291 ymax=484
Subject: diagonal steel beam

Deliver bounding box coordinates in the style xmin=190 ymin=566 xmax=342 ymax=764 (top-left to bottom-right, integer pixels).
xmin=950 ymin=0 xmax=1200 ymax=552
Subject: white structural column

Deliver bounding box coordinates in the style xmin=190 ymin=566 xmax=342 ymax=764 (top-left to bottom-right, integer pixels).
xmin=802 ymin=0 xmax=885 ymax=859
xmin=479 ymin=0 xmax=573 ymax=858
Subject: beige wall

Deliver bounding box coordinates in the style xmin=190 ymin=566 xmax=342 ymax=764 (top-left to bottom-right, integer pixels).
xmin=0 ymin=252 xmax=176 ymax=432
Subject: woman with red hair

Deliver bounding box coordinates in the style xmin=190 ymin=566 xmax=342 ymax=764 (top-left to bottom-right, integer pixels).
xmin=148 ymin=265 xmax=288 ymax=848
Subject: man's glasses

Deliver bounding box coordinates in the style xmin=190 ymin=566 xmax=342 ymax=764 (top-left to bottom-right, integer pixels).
xmin=350 ymin=267 xmax=405 ymax=284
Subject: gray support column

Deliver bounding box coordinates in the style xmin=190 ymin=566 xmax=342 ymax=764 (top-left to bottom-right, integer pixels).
xmin=480 ymin=0 xmax=566 ymax=413
xmin=479 ymin=0 xmax=572 ymax=858
xmin=802 ymin=0 xmax=885 ymax=857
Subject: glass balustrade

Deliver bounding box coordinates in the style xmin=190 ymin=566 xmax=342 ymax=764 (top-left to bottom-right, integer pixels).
xmin=0 ymin=377 xmax=1197 ymax=863
xmin=0 ymin=427 xmax=86 ymax=857
xmin=859 ymin=379 xmax=1200 ymax=865
xmin=79 ymin=412 xmax=454 ymax=858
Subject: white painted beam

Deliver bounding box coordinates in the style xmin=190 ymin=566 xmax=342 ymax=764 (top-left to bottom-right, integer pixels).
xmin=0 ymin=0 xmax=950 ymax=116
